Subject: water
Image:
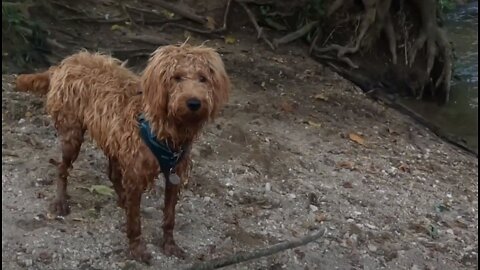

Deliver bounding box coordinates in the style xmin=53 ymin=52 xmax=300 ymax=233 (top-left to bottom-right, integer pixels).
xmin=399 ymin=1 xmax=478 ymax=153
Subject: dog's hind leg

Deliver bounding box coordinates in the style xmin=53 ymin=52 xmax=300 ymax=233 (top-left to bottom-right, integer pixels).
xmin=50 ymin=120 xmax=84 ymax=216
xmin=108 ymin=157 xmax=125 ymax=208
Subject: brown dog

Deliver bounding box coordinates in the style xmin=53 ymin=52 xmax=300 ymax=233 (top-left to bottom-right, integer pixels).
xmin=15 ymin=44 xmax=230 ymax=262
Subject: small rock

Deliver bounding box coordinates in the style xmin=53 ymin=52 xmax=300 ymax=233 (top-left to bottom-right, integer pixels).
xmin=309 ymin=204 xmax=319 ymax=212
xmin=342 ymin=182 xmax=353 ymax=188
xmin=18 ymin=257 xmax=33 ymax=267
xmin=37 ymin=250 xmax=52 ymax=264
xmin=315 ymin=213 xmax=327 ymax=223
xmin=411 ymin=265 xmax=421 ymax=270
xmin=141 ymin=207 xmax=156 ymax=219
xmin=18 ymin=118 xmax=26 ymax=124
xmin=227 ymin=190 xmax=234 ymax=196
xmin=368 ymin=244 xmax=377 ymax=252
xmin=265 ymin=183 xmax=271 ymax=192
xmin=288 ymin=194 xmax=296 ymax=199
xmin=204 ymin=196 xmax=211 ymax=202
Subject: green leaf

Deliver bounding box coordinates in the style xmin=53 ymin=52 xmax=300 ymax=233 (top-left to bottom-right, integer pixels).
xmin=88 ymin=185 xmax=115 ymax=197
xmin=434 ymin=203 xmax=450 ymax=213
xmin=427 ymin=224 xmax=439 ymax=239
xmin=224 ymin=35 xmax=236 ymax=44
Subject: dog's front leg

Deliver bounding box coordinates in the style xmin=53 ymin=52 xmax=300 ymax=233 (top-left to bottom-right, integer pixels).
xmin=161 ymin=175 xmax=186 ymax=258
xmin=125 ymin=187 xmax=152 ymax=263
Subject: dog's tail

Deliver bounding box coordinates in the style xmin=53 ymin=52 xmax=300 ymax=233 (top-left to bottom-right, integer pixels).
xmin=15 ymin=68 xmax=54 ymax=95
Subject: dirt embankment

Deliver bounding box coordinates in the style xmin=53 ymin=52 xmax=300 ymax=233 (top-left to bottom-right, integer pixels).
xmin=2 ymin=41 xmax=478 ymax=269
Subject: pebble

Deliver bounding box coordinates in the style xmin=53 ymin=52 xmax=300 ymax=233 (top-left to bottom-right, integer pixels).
xmin=368 ymin=244 xmax=377 ymax=252
xmin=204 ymin=196 xmax=211 ymax=202
xmin=309 ymin=204 xmax=319 ymax=212
xmin=265 ymin=183 xmax=271 ymax=192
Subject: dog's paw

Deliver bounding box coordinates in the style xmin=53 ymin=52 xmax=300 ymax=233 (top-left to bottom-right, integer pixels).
xmin=117 ymin=197 xmax=126 ymax=209
xmin=162 ymin=242 xmax=186 ymax=259
xmin=129 ymin=241 xmax=152 ymax=264
xmin=49 ymin=199 xmax=70 ymax=216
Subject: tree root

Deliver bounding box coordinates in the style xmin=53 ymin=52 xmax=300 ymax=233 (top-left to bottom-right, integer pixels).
xmin=316 ymin=0 xmax=397 ymax=69
xmin=313 ymin=44 xmax=359 ymax=69
xmin=408 ymin=0 xmax=453 ymax=102
xmin=238 ymin=1 xmax=275 ymax=50
xmin=272 ymin=21 xmax=318 ymax=49
xmin=184 ymin=228 xmax=327 ymax=270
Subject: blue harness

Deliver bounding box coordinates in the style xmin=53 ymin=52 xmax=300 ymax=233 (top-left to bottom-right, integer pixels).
xmin=137 ymin=114 xmax=187 ymax=185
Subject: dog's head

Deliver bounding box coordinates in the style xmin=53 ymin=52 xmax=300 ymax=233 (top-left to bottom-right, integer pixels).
xmin=141 ymin=44 xmax=230 ymax=132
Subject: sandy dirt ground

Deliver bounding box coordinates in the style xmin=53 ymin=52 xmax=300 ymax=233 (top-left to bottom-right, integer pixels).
xmin=2 ymin=35 xmax=478 ymax=270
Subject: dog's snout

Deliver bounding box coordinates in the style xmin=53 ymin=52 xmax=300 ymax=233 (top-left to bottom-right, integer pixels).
xmin=186 ymin=98 xmax=201 ymax=111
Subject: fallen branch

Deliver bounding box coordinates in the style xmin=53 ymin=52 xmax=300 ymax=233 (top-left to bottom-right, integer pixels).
xmin=184 ymin=228 xmax=326 ymax=270
xmin=216 ymin=0 xmax=232 ymax=32
xmin=120 ymin=2 xmax=137 ymax=26
xmin=158 ymin=0 xmax=231 ymax=35
xmin=235 ymin=0 xmax=275 ymax=4
xmin=313 ymin=45 xmax=359 ymax=69
xmin=238 ymin=2 xmax=275 ymax=50
xmin=124 ymin=5 xmax=164 ymax=16
xmin=60 ymin=16 xmax=131 ymax=23
xmin=51 ymin=1 xmax=85 ymax=15
xmin=127 ymin=34 xmax=169 ymax=46
xmin=144 ymin=0 xmax=208 ymax=25
xmin=16 ymin=26 xmax=66 ymax=50
xmin=273 ymin=21 xmax=318 ymax=48
xmin=60 ymin=15 xmax=178 ymax=25
xmin=159 ymin=23 xmax=222 ymax=36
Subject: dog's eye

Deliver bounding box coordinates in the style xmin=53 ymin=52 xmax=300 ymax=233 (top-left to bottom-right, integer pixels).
xmin=199 ymin=76 xmax=207 ymax=83
xmin=174 ymin=75 xmax=183 ymax=82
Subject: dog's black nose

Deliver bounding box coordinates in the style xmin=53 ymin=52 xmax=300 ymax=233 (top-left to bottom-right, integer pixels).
xmin=186 ymin=98 xmax=201 ymax=111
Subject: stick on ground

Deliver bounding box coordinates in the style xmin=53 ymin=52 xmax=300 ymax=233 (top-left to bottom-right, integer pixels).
xmin=184 ymin=228 xmax=326 ymax=270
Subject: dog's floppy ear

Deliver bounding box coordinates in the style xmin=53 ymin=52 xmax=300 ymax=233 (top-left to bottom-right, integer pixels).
xmin=203 ymin=49 xmax=230 ymax=118
xmin=141 ymin=46 xmax=178 ymax=122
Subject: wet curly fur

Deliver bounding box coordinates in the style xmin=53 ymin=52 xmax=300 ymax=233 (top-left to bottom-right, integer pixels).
xmin=15 ymin=44 xmax=230 ymax=262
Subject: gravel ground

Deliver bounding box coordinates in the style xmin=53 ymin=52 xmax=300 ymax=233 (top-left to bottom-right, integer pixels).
xmin=2 ymin=45 xmax=478 ymax=270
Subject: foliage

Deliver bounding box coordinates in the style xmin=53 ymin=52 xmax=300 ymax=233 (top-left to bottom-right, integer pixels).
xmin=2 ymin=2 xmax=48 ymax=70
xmin=438 ymin=0 xmax=457 ymax=12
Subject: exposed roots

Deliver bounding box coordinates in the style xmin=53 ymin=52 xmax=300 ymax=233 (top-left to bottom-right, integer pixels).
xmin=408 ymin=0 xmax=453 ymax=102
xmin=316 ymin=0 xmax=397 ymax=69
xmin=315 ymin=0 xmax=452 ymax=102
